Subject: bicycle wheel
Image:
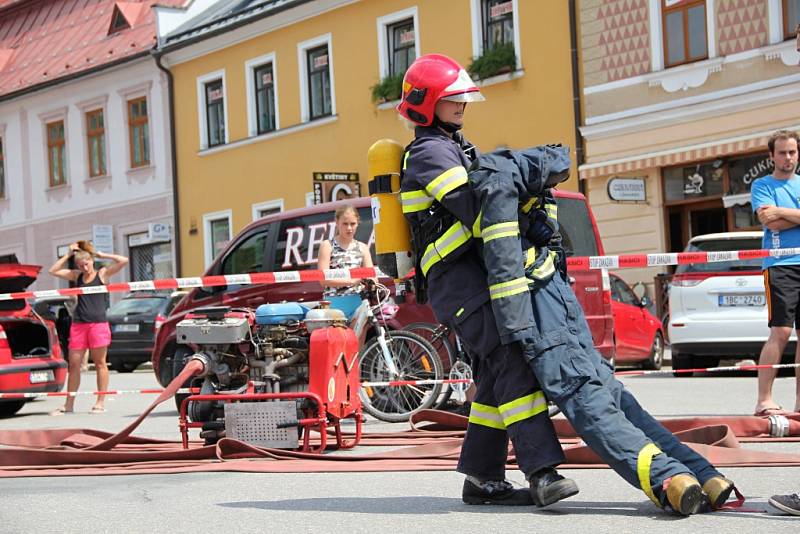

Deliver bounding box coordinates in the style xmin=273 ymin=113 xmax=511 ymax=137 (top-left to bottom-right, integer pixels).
xmin=404 ymin=322 xmax=457 ymax=409
xmin=359 ymin=330 xmax=444 ymax=422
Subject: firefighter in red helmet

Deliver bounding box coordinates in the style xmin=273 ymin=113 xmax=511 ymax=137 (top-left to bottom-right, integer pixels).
xmin=398 ymin=53 xmax=737 ymax=515
xmin=398 ymin=53 xmax=579 ymax=507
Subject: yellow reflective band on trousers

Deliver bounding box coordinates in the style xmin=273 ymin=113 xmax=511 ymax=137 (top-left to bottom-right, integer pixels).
xmin=482 ymin=221 xmax=519 ymax=243
xmin=527 ymin=250 xmax=557 ymax=282
xmin=468 ymin=401 xmax=506 ymax=430
xmin=637 ymin=443 xmax=664 ymax=506
xmin=498 ymin=391 xmax=547 ymax=426
xmin=400 ymin=190 xmax=434 ymax=213
xmin=489 ymin=277 xmax=529 ymax=300
xmin=426 ymin=166 xmax=468 ymax=202
xmin=420 ymin=222 xmax=472 ymax=276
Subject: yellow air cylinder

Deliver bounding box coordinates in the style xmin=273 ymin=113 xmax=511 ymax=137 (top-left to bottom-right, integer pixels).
xmin=367 ymin=139 xmax=413 ymax=279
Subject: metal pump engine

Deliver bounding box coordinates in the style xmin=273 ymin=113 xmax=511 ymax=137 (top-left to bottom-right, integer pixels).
xmin=175 ymin=302 xmax=362 ymax=452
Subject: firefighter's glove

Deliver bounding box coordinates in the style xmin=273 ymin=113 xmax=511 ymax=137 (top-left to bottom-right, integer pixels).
xmin=526 ymin=210 xmax=556 ymax=247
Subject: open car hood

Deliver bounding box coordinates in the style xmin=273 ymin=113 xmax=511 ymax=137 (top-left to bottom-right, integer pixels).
xmin=0 ymin=263 xmax=42 ymax=293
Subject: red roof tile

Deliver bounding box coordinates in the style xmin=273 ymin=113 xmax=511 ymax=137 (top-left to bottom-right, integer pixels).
xmin=0 ymin=0 xmax=184 ymax=99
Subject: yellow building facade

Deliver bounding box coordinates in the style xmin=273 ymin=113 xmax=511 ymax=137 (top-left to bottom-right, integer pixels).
xmin=156 ymin=0 xmax=580 ymax=276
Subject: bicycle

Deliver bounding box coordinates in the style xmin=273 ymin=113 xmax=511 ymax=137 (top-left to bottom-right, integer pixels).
xmin=405 ymin=321 xmax=562 ymax=418
xmin=403 ymin=322 xmax=473 ymax=410
xmin=329 ymin=281 xmax=444 ymax=422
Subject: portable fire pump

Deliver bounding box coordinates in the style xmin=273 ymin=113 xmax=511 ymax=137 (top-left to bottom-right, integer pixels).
xmin=175 ymin=302 xmax=362 ymax=453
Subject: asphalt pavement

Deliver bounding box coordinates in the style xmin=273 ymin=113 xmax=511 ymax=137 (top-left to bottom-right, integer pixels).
xmin=1 ymin=356 xmax=799 ymax=534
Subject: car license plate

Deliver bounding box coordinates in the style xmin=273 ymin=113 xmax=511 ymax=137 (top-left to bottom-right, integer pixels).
xmin=29 ymin=369 xmax=54 ymax=384
xmin=718 ymin=294 xmax=766 ymax=307
xmin=114 ymin=324 xmax=139 ymax=333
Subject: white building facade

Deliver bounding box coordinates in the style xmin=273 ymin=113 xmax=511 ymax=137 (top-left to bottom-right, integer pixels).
xmin=0 ymin=57 xmax=175 ymax=291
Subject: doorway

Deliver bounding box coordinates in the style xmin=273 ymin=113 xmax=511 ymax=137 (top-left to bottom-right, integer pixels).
xmin=666 ymin=201 xmax=728 ymax=252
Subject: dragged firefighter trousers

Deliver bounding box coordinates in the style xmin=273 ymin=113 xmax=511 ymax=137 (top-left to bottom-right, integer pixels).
xmin=456 ymin=341 xmax=566 ymax=480
xmin=523 ymin=273 xmax=722 ymax=494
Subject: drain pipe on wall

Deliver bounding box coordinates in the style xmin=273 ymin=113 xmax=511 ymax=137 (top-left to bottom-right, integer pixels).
xmin=154 ymin=52 xmax=182 ymax=277
xmin=568 ymin=0 xmax=586 ymax=196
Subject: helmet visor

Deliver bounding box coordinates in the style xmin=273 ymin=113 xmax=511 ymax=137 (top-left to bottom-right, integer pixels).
xmin=441 ymin=90 xmax=486 ymax=103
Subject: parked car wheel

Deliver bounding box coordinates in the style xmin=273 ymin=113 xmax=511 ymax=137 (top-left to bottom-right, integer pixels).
xmin=672 ymin=351 xmax=693 ymax=377
xmin=112 ymin=360 xmax=138 ymax=373
xmin=0 ymin=400 xmax=26 ymax=418
xmin=607 ymin=342 xmax=616 ymax=370
xmin=643 ymin=332 xmax=664 ymax=371
xmin=672 ymin=351 xmax=718 ymax=377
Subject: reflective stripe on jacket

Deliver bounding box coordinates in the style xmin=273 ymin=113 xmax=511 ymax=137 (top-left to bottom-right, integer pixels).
xmin=400 ymin=126 xmax=480 ymax=277
xmin=467 ymin=146 xmax=570 ymax=345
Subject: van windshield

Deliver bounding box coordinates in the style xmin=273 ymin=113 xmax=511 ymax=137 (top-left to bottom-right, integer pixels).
xmin=557 ymin=197 xmax=599 ymax=257
xmin=674 ymin=237 xmax=762 ymax=274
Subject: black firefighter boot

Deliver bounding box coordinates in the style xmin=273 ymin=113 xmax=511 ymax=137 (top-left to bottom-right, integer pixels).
xmin=462 ymin=477 xmax=535 ymax=505
xmin=527 ymin=467 xmax=580 ymax=507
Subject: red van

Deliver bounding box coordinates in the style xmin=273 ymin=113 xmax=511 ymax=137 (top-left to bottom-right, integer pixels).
xmin=152 ymin=193 xmax=614 ymax=386
xmin=0 ymin=261 xmax=67 ymax=417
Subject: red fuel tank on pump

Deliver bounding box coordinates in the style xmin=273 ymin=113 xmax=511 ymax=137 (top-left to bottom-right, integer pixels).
xmin=307 ymin=326 xmax=361 ymax=420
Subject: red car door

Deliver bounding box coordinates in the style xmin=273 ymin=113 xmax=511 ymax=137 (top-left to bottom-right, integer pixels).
xmin=610 ymin=275 xmax=649 ymax=359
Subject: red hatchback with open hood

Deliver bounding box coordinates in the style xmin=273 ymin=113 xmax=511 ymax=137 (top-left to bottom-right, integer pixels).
xmin=0 ymin=259 xmax=67 ymax=417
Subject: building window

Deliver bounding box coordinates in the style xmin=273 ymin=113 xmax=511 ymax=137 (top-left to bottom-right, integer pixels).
xmin=784 ymin=0 xmax=800 ymax=39
xmin=387 ymin=19 xmax=416 ymax=76
xmin=205 ymin=79 xmax=226 ymax=147
xmin=46 ymin=120 xmax=66 ymax=187
xmin=469 ymin=0 xmax=520 ymax=70
xmin=203 ymin=210 xmax=232 ymax=267
xmin=482 ymin=0 xmax=514 ymax=51
xmin=307 ymin=45 xmax=332 ymax=120
xmin=664 ymin=161 xmax=724 ymax=202
xmin=252 ymin=199 xmax=284 ymax=221
xmin=85 ymin=109 xmax=106 ymax=177
xmin=254 ymin=63 xmax=276 ymax=134
xmin=128 ymin=97 xmax=149 ymax=168
xmin=129 ymin=239 xmax=173 ymax=281
xmin=377 ymin=8 xmax=420 ymax=82
xmin=662 ymin=0 xmax=708 ymax=68
xmin=0 ymin=137 xmax=5 ymax=199
xmin=663 ymin=152 xmax=772 ymax=251
xmin=246 ymin=54 xmax=280 ymax=137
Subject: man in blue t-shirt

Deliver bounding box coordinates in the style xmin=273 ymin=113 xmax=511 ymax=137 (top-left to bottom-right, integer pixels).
xmin=750 ymin=129 xmax=800 ymax=416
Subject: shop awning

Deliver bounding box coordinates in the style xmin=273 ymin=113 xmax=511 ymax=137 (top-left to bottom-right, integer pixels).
xmin=722 ymin=192 xmax=751 ymax=208
xmin=579 ymin=131 xmax=772 ymax=180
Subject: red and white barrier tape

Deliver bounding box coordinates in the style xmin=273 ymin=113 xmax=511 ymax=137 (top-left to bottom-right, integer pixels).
xmin=565 ymin=246 xmax=800 ymax=271
xmin=0 ymin=267 xmax=379 ymax=301
xmin=361 ymin=378 xmax=473 ymax=388
xmin=0 ymin=387 xmax=198 ymax=400
xmin=2 ymin=363 xmax=797 ymax=399
xmin=2 ymin=245 xmax=798 ymax=302
xmin=360 ymin=363 xmax=800 ymax=387
xmin=615 ymin=362 xmax=800 ymax=377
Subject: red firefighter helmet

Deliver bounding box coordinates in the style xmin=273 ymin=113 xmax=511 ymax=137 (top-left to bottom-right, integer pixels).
xmin=396 ymin=53 xmax=485 ymax=126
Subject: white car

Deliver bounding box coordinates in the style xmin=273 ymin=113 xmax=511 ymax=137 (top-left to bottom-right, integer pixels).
xmin=668 ymin=231 xmax=796 ymax=374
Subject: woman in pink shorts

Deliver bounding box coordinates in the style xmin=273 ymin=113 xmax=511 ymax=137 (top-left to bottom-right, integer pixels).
xmin=48 ymin=241 xmax=128 ymax=414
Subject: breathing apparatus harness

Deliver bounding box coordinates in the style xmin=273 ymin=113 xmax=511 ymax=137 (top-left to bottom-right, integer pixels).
xmin=401 ymin=131 xmax=478 ymax=304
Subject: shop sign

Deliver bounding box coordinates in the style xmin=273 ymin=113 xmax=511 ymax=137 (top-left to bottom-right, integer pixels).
xmin=312 ymin=172 xmax=360 ymax=204
xmin=148 ymin=222 xmax=171 ymax=242
xmin=607 ymin=177 xmax=646 ymax=202
xmin=92 ymin=224 xmax=114 ymax=254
